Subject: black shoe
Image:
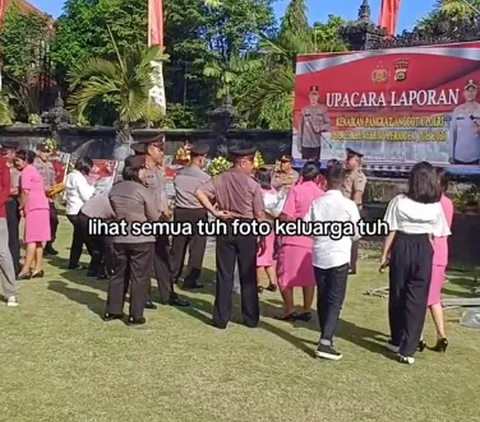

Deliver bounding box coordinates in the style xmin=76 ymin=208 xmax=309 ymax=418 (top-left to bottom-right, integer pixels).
xmin=348 ymin=268 xmax=356 ymax=275
xmin=45 ymin=245 xmax=58 ymax=256
xmin=127 ymin=316 xmax=146 ymax=326
xmin=398 ymin=355 xmax=415 ymax=365
xmin=183 ymin=281 xmax=204 ymax=290
xmin=87 ymin=272 xmax=99 ymax=278
xmin=97 ymin=274 xmax=110 ymax=280
xmin=315 ymin=344 xmax=343 ymax=361
xmin=103 ymin=312 xmax=124 ymax=321
xmin=274 ymin=312 xmax=297 ymax=322
xmin=31 ymin=270 xmax=44 ymax=279
xmin=431 ymin=338 xmax=448 ymax=353
xmin=17 ymin=272 xmax=31 ymax=281
xmin=68 ymin=265 xmax=85 ymax=270
xmin=167 ymin=297 xmax=190 ymax=307
xmin=295 ymin=312 xmax=312 ymax=322
xmin=418 ymin=339 xmax=427 ymax=352
xmin=145 ymin=300 xmax=158 ymax=310
xmin=257 ymin=286 xmax=264 ymax=294
xmin=266 ymin=283 xmax=278 ymax=292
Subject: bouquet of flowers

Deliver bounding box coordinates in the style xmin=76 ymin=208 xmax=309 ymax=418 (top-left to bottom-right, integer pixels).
xmin=263 ymin=189 xmax=287 ymax=218
xmin=208 ymin=156 xmax=232 ymax=176
xmin=253 ymin=150 xmax=265 ymax=170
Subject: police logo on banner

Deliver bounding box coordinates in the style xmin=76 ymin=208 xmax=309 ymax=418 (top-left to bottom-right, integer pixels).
xmin=394 ymin=59 xmax=410 ymax=82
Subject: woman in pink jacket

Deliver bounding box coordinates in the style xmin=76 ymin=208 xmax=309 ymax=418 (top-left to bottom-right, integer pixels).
xmin=423 ymin=168 xmax=454 ymax=353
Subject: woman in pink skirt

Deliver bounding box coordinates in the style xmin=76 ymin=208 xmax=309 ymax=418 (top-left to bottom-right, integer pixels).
xmin=15 ymin=150 xmax=51 ymax=280
xmin=423 ymin=168 xmax=454 ymax=352
xmin=255 ymin=168 xmax=277 ymax=293
xmin=276 ymin=162 xmax=324 ymax=321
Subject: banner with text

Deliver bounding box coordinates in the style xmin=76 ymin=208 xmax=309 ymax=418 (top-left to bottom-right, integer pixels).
xmin=292 ymin=41 xmax=480 ymax=170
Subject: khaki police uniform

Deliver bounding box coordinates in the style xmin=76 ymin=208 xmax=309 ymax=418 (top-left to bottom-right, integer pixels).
xmin=271 ymin=169 xmax=299 ymax=191
xmin=298 ymin=104 xmax=330 ymax=161
xmin=341 ymin=149 xmax=367 ymax=275
xmin=106 ymin=156 xmax=157 ymax=322
xmin=34 ymin=157 xmax=59 ymax=250
xmin=131 ymin=137 xmax=189 ymax=307
xmin=170 ymin=144 xmax=211 ymax=289
xmin=197 ymin=146 xmax=264 ymax=329
xmin=449 ymin=102 xmax=480 ymax=165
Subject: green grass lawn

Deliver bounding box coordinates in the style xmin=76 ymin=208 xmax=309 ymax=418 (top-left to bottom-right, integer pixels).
xmin=1 ymin=217 xmax=479 ymax=422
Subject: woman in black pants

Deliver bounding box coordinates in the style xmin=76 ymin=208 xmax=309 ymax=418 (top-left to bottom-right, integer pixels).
xmin=65 ymin=157 xmax=95 ymax=270
xmin=380 ymin=162 xmax=451 ymax=365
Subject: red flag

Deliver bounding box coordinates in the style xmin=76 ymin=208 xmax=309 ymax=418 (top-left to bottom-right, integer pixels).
xmin=0 ymin=0 xmax=5 ymax=26
xmin=148 ymin=0 xmax=164 ymax=47
xmin=378 ymin=0 xmax=400 ymax=37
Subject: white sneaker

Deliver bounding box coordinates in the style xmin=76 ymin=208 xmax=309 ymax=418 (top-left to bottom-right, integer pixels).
xmin=398 ymin=355 xmax=415 ymax=365
xmin=7 ymin=296 xmax=18 ymax=307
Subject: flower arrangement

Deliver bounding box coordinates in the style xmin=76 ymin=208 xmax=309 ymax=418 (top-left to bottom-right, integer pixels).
xmin=207 ymin=155 xmax=232 ymax=176
xmin=173 ymin=140 xmax=192 ymax=165
xmin=453 ymin=185 xmax=480 ymax=213
xmin=253 ymin=150 xmax=265 ymax=170
xmin=43 ymin=137 xmax=59 ymax=153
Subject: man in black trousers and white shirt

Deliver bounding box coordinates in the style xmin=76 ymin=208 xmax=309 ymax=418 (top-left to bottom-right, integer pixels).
xmin=304 ymin=164 xmax=361 ymax=361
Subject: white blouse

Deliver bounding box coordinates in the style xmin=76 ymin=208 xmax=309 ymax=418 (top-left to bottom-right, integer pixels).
xmin=65 ymin=170 xmax=95 ymax=215
xmin=384 ymin=194 xmax=451 ymax=237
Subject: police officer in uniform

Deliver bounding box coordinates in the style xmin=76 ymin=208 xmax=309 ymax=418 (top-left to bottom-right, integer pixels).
xmin=34 ymin=141 xmax=59 ymax=255
xmin=195 ymin=145 xmax=265 ymax=329
xmin=297 ymin=86 xmax=331 ymax=162
xmin=271 ymin=155 xmax=299 ymax=191
xmin=449 ymin=79 xmax=480 ymax=165
xmin=0 ymin=141 xmax=21 ymax=276
xmin=131 ymin=136 xmax=189 ymax=308
xmin=105 ymin=154 xmax=157 ymax=325
xmin=170 ymin=143 xmax=211 ymax=289
xmin=341 ymin=148 xmax=367 ymax=275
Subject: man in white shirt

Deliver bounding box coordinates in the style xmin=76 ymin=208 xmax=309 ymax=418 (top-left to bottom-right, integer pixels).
xmin=304 ymin=164 xmax=361 ymax=361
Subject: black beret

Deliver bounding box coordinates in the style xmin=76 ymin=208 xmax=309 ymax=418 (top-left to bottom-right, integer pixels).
xmin=124 ymin=155 xmax=146 ymax=168
xmin=0 ymin=141 xmax=19 ymax=150
xmin=346 ymin=148 xmax=364 ymax=158
xmin=191 ymin=143 xmax=209 ymax=156
xmin=228 ymin=146 xmax=256 ymax=157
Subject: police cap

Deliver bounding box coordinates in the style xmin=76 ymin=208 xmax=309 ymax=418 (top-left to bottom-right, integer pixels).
xmin=280 ymin=154 xmax=293 ymax=163
xmin=136 ymin=134 xmax=165 ymax=147
xmin=228 ymin=145 xmax=256 ymax=158
xmin=465 ymin=79 xmax=477 ymax=90
xmin=190 ymin=143 xmax=209 ymax=156
xmin=0 ymin=141 xmax=19 ymax=150
xmin=131 ymin=143 xmax=147 ymax=154
xmin=346 ymin=148 xmax=364 ymax=158
xmin=309 ymin=85 xmax=319 ymax=94
xmin=124 ymin=155 xmax=146 ymax=169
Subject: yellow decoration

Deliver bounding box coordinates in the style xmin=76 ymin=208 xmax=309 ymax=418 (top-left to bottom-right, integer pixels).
xmin=174 ymin=141 xmax=192 ymax=163
xmin=208 ymin=156 xmax=232 ymax=176
xmin=46 ymin=183 xmax=65 ymax=198
xmin=253 ymin=150 xmax=265 ymax=170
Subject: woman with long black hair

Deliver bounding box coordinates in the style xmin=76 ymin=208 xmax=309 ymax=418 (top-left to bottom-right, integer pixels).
xmin=65 ymin=157 xmax=95 ymax=270
xmin=381 ymin=162 xmax=451 ymax=365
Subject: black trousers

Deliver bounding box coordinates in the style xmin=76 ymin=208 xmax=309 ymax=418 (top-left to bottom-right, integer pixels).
xmin=102 ymin=242 xmax=115 ymax=277
xmin=214 ymin=227 xmax=259 ymax=328
xmin=152 ymin=236 xmax=176 ymax=303
xmin=350 ymin=241 xmax=359 ymax=273
xmin=106 ymin=243 xmax=154 ymax=319
xmin=48 ymin=202 xmax=59 ymax=245
xmin=76 ymin=212 xmax=104 ymax=275
xmin=67 ymin=214 xmax=85 ymax=268
xmin=389 ymin=233 xmax=433 ymax=357
xmin=5 ymin=198 xmax=20 ymax=276
xmin=170 ymin=208 xmax=208 ymax=285
xmin=301 ymin=146 xmax=321 ymax=161
xmin=314 ymin=263 xmax=349 ymax=344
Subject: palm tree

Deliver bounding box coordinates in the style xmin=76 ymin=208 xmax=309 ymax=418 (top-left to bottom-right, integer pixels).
xmin=204 ymin=56 xmax=262 ymax=101
xmin=434 ymin=0 xmax=480 ymax=18
xmin=68 ymin=28 xmax=169 ymax=160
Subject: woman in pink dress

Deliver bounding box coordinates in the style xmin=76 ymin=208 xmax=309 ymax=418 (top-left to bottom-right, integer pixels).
xmin=424 ymin=168 xmax=454 ymax=352
xmin=276 ymin=162 xmax=325 ymax=321
xmin=14 ymin=150 xmax=51 ymax=280
xmin=255 ymin=168 xmax=277 ymax=293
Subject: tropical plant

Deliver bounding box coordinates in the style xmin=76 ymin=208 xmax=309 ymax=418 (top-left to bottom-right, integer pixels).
xmin=204 ymin=56 xmax=262 ymax=101
xmin=68 ymin=28 xmax=169 ymax=160
xmin=434 ymin=0 xmax=480 ymax=19
xmin=239 ymin=5 xmax=347 ymax=130
xmin=0 ymin=94 xmax=14 ymax=126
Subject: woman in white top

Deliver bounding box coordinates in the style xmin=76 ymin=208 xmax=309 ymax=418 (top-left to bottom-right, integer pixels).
xmin=65 ymin=157 xmax=95 ymax=269
xmin=381 ymin=162 xmax=451 ymax=365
